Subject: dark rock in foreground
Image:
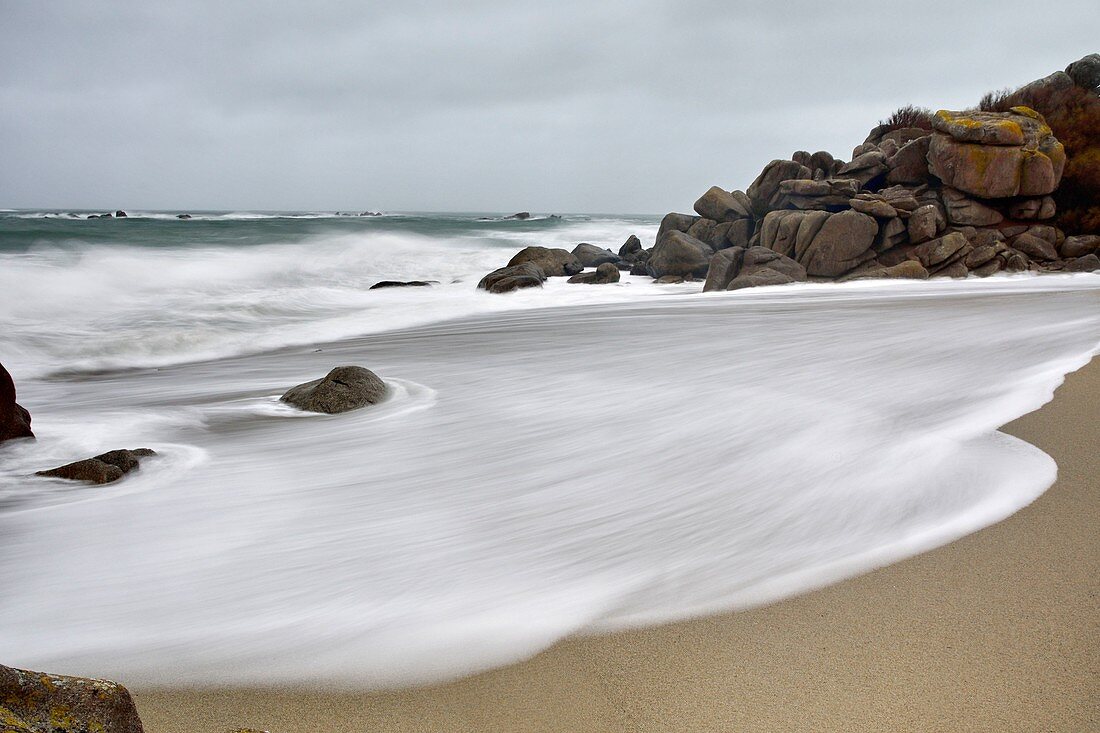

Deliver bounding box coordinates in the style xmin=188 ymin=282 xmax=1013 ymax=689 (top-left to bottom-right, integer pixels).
xmin=369 ymin=280 xmax=436 ymax=290
xmin=0 ymin=663 xmax=145 ymax=733
xmin=36 ymin=448 xmax=157 ymax=485
xmin=478 ymin=262 xmax=547 ymax=293
xmin=0 ymin=362 xmax=34 ymax=445
xmin=568 ymin=262 xmax=620 ymax=284
xmin=281 ymin=366 xmax=387 ymax=414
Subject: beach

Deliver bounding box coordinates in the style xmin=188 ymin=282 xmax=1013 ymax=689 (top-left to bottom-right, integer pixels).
xmin=132 ymin=356 xmax=1098 ymax=733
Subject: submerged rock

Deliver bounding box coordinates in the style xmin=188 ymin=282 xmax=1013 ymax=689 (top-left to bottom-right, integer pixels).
xmin=0 ymin=663 xmax=145 ymax=733
xmin=36 ymin=448 xmax=156 ymax=485
xmin=0 ymin=362 xmax=34 ymax=445
xmin=369 ymin=280 xmax=435 ymax=289
xmin=280 ymin=366 xmax=386 ymax=414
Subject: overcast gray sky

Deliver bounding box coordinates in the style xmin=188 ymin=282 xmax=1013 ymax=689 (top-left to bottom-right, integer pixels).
xmin=1 ymin=1 xmax=1096 ymax=213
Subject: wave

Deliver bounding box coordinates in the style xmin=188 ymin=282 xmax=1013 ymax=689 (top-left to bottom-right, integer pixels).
xmin=0 ymin=276 xmax=1097 ymax=688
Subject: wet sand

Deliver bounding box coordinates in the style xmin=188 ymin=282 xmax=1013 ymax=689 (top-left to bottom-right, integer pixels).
xmin=134 ymin=357 xmax=1099 ymax=733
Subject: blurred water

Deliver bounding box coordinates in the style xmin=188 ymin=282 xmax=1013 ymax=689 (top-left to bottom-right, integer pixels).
xmin=1 ymin=272 xmax=1097 ymax=688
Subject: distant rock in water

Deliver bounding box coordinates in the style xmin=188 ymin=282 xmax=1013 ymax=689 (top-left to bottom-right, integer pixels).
xmin=0 ymin=663 xmax=145 ymax=732
xmin=508 ymin=212 xmax=531 ymax=220
xmin=87 ymin=213 xmax=112 ymax=219
xmin=176 ymin=213 xmax=192 ymax=219
xmin=280 ymin=366 xmax=387 ymax=414
xmin=369 ymin=280 xmax=436 ymax=290
xmin=0 ymin=361 xmax=34 ymax=445
xmin=36 ymin=448 xmax=156 ymax=485
xmin=115 ymin=210 xmax=128 ymax=218
xmin=360 ymin=211 xmax=382 ymax=217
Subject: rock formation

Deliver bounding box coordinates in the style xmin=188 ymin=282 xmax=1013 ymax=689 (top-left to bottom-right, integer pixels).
xmin=281 ymin=366 xmax=387 ymax=414
xmin=473 ymin=55 xmax=1097 ymax=294
xmin=568 ymin=262 xmax=620 ymax=284
xmin=0 ymin=362 xmax=34 ymax=445
xmin=0 ymin=663 xmax=145 ymax=732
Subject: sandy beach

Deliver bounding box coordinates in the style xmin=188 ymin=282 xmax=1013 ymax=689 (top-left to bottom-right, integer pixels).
xmin=131 ymin=355 xmax=1099 ymax=733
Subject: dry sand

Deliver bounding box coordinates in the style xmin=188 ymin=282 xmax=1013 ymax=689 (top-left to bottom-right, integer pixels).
xmin=135 ymin=358 xmax=1099 ymax=733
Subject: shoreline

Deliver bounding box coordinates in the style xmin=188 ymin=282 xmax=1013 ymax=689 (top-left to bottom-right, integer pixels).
xmin=133 ymin=355 xmax=1099 ymax=732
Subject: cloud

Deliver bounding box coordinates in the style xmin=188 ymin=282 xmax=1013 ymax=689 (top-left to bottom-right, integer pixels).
xmin=1 ymin=0 xmax=1096 ymax=212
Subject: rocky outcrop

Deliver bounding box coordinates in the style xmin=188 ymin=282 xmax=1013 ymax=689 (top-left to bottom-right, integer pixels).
xmin=928 ymin=108 xmax=1066 ymax=199
xmin=568 ymin=262 xmax=620 ymax=284
xmin=1065 ymin=54 xmax=1100 ymax=92
xmin=477 ymin=262 xmax=547 ymax=293
xmin=280 ymin=366 xmax=386 ymax=414
xmin=0 ymin=362 xmax=33 ymax=445
xmin=506 ymin=246 xmax=583 ymax=277
xmin=0 ymin=664 xmax=145 ymax=732
xmin=693 ymin=186 xmax=752 ymax=222
xmin=36 ymin=449 xmax=157 ymax=484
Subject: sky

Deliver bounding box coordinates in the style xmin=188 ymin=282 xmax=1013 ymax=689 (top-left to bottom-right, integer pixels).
xmin=1 ymin=1 xmax=1096 ymax=214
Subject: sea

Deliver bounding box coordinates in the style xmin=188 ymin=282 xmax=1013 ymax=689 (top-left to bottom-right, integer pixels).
xmin=1 ymin=209 xmax=1098 ymax=688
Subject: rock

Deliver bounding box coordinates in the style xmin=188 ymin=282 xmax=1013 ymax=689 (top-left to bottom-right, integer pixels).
xmin=874 ymin=216 xmax=908 ymax=252
xmin=568 ymin=262 xmax=620 ymax=285
xmin=941 ymin=188 xmax=1004 ymax=226
xmin=369 ymin=280 xmax=435 ymax=289
xmin=746 ymin=159 xmax=812 ymax=214
xmin=0 ymin=663 xmax=145 ymax=733
xmin=1066 ymin=254 xmax=1100 ymax=272
xmin=720 ymin=218 xmax=754 ymax=249
xmin=1065 ymin=53 xmax=1100 ymax=91
xmin=1002 ymin=249 xmax=1031 ymax=272
xmin=702 ymin=248 xmax=745 ymax=292
xmin=778 ymin=177 xmax=862 ymax=210
xmin=836 ymin=150 xmax=889 ymax=185
xmin=36 ymin=448 xmax=156 ymax=485
xmin=1011 ymin=233 xmax=1059 ymax=261
xmin=933 ymin=261 xmax=971 ymax=279
xmin=758 ymin=209 xmax=830 ymax=259
xmin=646 ymin=231 xmax=713 ymax=279
xmin=655 ymin=275 xmax=686 ymax=284
xmin=910 ymin=232 xmax=970 ymax=269
xmin=797 ymin=210 xmax=880 ymax=277
xmin=655 ymin=212 xmax=699 ymax=246
xmin=176 ymin=213 xmax=192 ymax=219
xmin=726 ymin=246 xmax=806 ymax=290
xmin=629 ymin=260 xmax=650 ymax=276
xmin=477 ymin=262 xmax=546 ymax=293
xmin=1 ymin=362 xmax=34 ymax=445
xmin=618 ymin=235 xmax=642 ymax=258
xmin=965 ymin=244 xmax=1000 ymax=269
xmin=115 ymin=210 xmax=128 ymax=218
xmin=843 ymin=260 xmax=930 ymax=281
xmin=693 ymin=186 xmax=752 ymax=222
xmin=508 ymin=212 xmax=531 ymax=220
xmin=686 ymin=218 xmax=718 ymax=246
xmin=571 ymin=243 xmax=620 ymax=268
xmin=1060 ymin=235 xmax=1100 ymax=258
xmin=971 ymin=259 xmax=1003 ymax=277
xmin=907 ymin=204 xmax=945 ymax=244
xmin=885 ymin=135 xmax=933 ymax=185
xmin=280 ymin=366 xmax=387 ymax=414
xmin=506 ymin=246 xmax=583 ymax=276
xmin=927 ymin=108 xmax=1066 ymax=198
xmin=1008 ymin=196 xmax=1057 ymax=220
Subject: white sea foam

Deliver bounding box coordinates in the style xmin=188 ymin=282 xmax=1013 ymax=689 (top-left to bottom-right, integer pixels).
xmin=0 ymin=275 xmax=1097 ymax=688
